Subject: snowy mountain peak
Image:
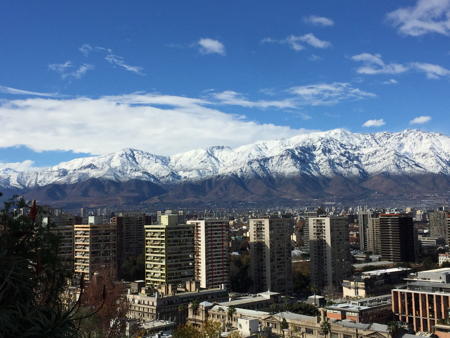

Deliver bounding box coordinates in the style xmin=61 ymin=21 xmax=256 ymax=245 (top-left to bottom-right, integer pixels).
xmin=1 ymin=129 xmax=449 ymax=189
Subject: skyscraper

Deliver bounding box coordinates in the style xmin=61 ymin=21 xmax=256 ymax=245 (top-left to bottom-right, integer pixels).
xmin=249 ymin=216 xmax=293 ymax=294
xmin=145 ymin=213 xmax=194 ymax=289
xmin=429 ymin=211 xmax=448 ymax=242
xmin=309 ymin=216 xmax=351 ymax=292
xmin=111 ymin=214 xmax=152 ymax=278
xmin=358 ymin=211 xmax=377 ymax=252
xmin=367 ymin=217 xmax=381 ymax=255
xmin=74 ymin=216 xmax=117 ymax=282
xmin=379 ymin=214 xmax=416 ymax=263
xmin=187 ymin=219 xmax=229 ymax=289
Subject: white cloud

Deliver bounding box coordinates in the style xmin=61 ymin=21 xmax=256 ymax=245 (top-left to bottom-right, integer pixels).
xmin=48 ymin=61 xmax=73 ymax=73
xmin=48 ymin=61 xmax=94 ymax=79
xmin=212 ymin=91 xmax=296 ymax=109
xmin=362 ymin=119 xmax=386 ymax=127
xmin=0 ymin=93 xmax=311 ymax=155
xmin=410 ymin=62 xmax=450 ymax=79
xmin=262 ymin=33 xmax=331 ymax=51
xmin=0 ymin=85 xmax=57 ymax=97
xmin=387 ymin=0 xmax=450 ymax=37
xmin=105 ymin=54 xmax=144 ymax=75
xmin=351 ymin=53 xmax=408 ymax=75
xmin=79 ymin=43 xmax=93 ymax=56
xmin=198 ymin=38 xmax=226 ymax=55
xmin=383 ymin=79 xmax=398 ymax=85
xmin=289 ymin=82 xmax=375 ymax=106
xmin=0 ymin=160 xmax=35 ymax=171
xmin=351 ymin=53 xmax=450 ymax=80
xmin=410 ymin=115 xmax=432 ymax=124
xmin=304 ymin=15 xmax=334 ymax=27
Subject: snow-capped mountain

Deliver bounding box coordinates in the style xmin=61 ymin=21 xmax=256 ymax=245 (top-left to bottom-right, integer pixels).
xmin=1 ymin=129 xmax=449 ymax=190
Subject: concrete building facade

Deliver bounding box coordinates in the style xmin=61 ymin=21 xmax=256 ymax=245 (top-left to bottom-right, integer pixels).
xmin=249 ymin=216 xmax=294 ymax=294
xmin=187 ymin=219 xmax=229 ymax=289
xmin=74 ymin=216 xmax=117 ymax=282
xmin=309 ymin=216 xmax=352 ymax=292
xmin=379 ymin=214 xmax=416 ymax=263
xmin=144 ymin=213 xmax=194 ymax=289
xmin=392 ymin=268 xmax=450 ymax=333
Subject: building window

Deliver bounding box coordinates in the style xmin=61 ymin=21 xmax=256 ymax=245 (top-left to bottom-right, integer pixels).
xmin=305 ymin=328 xmax=314 ymax=334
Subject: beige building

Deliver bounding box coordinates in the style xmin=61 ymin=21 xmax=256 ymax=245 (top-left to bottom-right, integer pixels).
xmin=188 ymin=302 xmax=391 ymax=337
xmin=145 ymin=213 xmax=194 ymax=289
xmin=249 ymin=216 xmax=294 ymax=294
xmin=187 ymin=219 xmax=229 ymax=289
xmin=74 ymin=216 xmax=117 ymax=281
xmin=309 ymin=217 xmax=351 ymax=293
xmin=127 ymin=280 xmax=228 ymax=324
xmin=367 ymin=217 xmax=381 ymax=255
xmin=43 ymin=214 xmax=83 ymax=269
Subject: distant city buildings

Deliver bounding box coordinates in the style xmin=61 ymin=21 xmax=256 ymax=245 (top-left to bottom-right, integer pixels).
xmin=249 ymin=216 xmax=293 ymax=294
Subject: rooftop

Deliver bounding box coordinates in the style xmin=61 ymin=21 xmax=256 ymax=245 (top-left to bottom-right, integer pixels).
xmin=361 ymin=267 xmax=411 ymax=277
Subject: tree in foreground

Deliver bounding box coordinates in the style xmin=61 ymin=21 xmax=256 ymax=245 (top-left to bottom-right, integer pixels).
xmin=0 ymin=196 xmax=126 ymax=337
xmin=0 ymin=196 xmax=79 ymax=337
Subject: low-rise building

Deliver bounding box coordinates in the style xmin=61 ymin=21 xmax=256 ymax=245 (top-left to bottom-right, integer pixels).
xmin=343 ymin=267 xmax=411 ymax=298
xmin=439 ymin=253 xmax=450 ymax=267
xmin=392 ymin=268 xmax=450 ymax=333
xmin=127 ymin=281 xmax=228 ymax=324
xmin=326 ymin=295 xmax=392 ymax=324
xmin=188 ymin=303 xmax=391 ymax=338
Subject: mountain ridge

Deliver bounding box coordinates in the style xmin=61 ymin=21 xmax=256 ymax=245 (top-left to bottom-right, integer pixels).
xmin=1 ymin=129 xmax=449 ymax=190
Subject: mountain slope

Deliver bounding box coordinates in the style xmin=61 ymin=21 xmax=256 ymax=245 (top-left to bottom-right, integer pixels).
xmin=0 ymin=129 xmax=449 ymax=208
xmin=1 ymin=129 xmax=449 ymax=190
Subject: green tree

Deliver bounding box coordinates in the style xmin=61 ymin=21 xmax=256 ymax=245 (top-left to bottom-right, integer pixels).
xmin=173 ymin=324 xmax=201 ymax=338
xmin=0 ymin=196 xmax=80 ymax=337
xmin=320 ymin=319 xmax=330 ymax=337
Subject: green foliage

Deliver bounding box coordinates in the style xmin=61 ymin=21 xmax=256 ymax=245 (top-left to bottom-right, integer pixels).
xmin=173 ymin=324 xmax=201 ymax=338
xmin=173 ymin=320 xmax=222 ymax=338
xmin=320 ymin=319 xmax=330 ymax=336
xmin=230 ymin=254 xmax=253 ymax=292
xmin=292 ymin=270 xmax=311 ymax=296
xmin=120 ymin=253 xmax=144 ymax=281
xmin=0 ymin=196 xmax=79 ymax=337
xmin=266 ymin=301 xmax=319 ymax=316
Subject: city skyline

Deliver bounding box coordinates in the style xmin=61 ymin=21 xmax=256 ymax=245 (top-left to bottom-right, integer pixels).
xmin=1 ymin=0 xmax=450 ymax=166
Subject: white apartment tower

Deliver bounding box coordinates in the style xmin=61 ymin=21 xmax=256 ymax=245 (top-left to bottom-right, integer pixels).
xmin=309 ymin=216 xmax=351 ymax=293
xmin=145 ymin=213 xmax=194 ymax=289
xmin=187 ymin=219 xmax=229 ymax=289
xmin=74 ymin=216 xmax=117 ymax=282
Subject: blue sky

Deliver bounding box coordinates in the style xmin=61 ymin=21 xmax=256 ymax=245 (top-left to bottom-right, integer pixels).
xmin=1 ymin=0 xmax=449 ymax=167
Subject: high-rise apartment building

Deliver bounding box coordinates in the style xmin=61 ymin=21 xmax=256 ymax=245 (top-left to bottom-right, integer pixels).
xmin=187 ymin=219 xmax=229 ymax=289
xmin=74 ymin=216 xmax=117 ymax=282
xmin=43 ymin=214 xmax=81 ymax=268
xmin=111 ymin=214 xmax=152 ymax=277
xmin=249 ymin=216 xmax=293 ymax=294
xmin=358 ymin=211 xmax=378 ymax=252
xmin=145 ymin=213 xmax=194 ymax=289
xmin=367 ymin=217 xmax=381 ymax=255
xmin=309 ymin=216 xmax=351 ymax=292
xmin=379 ymin=214 xmax=416 ymax=263
xmin=429 ymin=211 xmax=448 ymax=242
